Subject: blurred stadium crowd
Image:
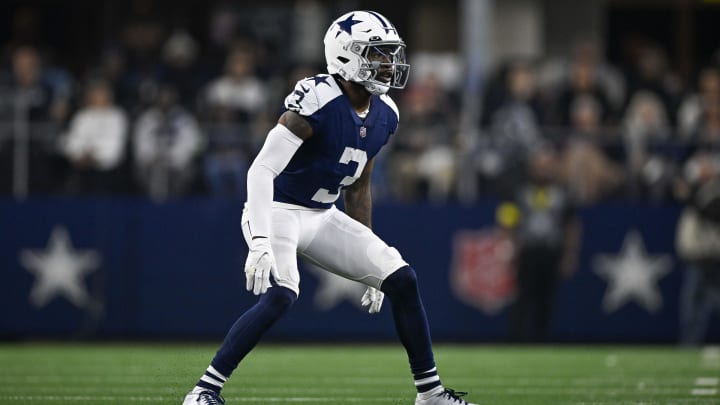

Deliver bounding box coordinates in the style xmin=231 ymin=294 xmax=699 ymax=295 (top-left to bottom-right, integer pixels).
xmin=0 ymin=1 xmax=719 ymax=207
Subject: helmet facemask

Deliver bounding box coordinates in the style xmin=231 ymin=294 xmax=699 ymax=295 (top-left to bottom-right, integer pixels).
xmin=350 ymin=41 xmax=410 ymax=95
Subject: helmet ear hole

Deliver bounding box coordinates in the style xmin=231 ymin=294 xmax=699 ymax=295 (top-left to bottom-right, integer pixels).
xmin=336 ymin=56 xmax=350 ymax=64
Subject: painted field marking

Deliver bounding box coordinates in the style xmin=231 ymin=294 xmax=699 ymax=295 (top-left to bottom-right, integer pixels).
xmin=702 ymin=346 xmax=720 ymax=369
xmin=691 ymin=388 xmax=717 ymax=396
xmin=695 ymin=377 xmax=719 ymax=386
xmin=692 ymin=374 xmax=719 ymax=396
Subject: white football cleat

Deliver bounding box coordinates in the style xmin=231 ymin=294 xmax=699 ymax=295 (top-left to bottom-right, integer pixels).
xmin=182 ymin=386 xmax=225 ymax=405
xmin=415 ymin=388 xmax=478 ymax=405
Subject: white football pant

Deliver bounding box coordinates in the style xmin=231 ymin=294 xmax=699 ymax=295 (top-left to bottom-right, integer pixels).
xmin=241 ymin=202 xmax=408 ymax=296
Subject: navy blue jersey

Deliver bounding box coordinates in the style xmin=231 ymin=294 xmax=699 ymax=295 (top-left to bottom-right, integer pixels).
xmin=275 ymin=74 xmax=399 ymax=209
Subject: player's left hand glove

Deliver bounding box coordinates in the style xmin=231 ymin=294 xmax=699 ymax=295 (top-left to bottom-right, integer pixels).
xmin=244 ymin=237 xmax=277 ymax=295
xmin=361 ymin=287 xmax=384 ymax=314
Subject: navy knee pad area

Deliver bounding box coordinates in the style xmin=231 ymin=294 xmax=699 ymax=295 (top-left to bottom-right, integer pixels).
xmin=381 ymin=266 xmax=419 ymax=299
xmin=260 ymin=286 xmax=297 ymax=314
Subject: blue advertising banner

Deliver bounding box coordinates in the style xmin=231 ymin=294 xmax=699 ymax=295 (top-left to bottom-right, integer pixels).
xmin=0 ymin=198 xmax=713 ymax=343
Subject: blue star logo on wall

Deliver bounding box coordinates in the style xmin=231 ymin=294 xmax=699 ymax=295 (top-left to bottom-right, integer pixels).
xmin=335 ymin=13 xmax=362 ymax=37
xmin=20 ymin=226 xmax=101 ymax=309
xmin=593 ymin=230 xmax=672 ymax=313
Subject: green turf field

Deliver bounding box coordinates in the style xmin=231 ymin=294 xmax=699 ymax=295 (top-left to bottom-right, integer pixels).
xmin=0 ymin=343 xmax=717 ymax=404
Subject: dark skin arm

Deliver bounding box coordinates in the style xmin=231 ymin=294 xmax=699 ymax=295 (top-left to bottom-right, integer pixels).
xmin=343 ymin=158 xmax=375 ymax=228
xmin=278 ymin=110 xmax=314 ymax=141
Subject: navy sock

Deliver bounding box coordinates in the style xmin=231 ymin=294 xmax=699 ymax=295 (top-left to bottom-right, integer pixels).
xmin=196 ymin=286 xmax=297 ymax=392
xmin=381 ymin=266 xmax=441 ymax=394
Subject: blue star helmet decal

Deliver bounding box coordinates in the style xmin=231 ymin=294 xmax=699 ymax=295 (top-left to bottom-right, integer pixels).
xmin=335 ymin=13 xmax=362 ymax=38
xmin=308 ymin=76 xmax=331 ymax=87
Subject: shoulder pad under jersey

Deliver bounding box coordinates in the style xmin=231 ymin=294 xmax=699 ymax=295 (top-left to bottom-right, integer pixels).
xmin=283 ymin=74 xmax=342 ymax=117
xmin=379 ymin=93 xmax=400 ymax=122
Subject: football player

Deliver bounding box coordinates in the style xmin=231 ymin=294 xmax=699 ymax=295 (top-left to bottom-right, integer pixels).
xmin=183 ymin=10 xmax=478 ymax=405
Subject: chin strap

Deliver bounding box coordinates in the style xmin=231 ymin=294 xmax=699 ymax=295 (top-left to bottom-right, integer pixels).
xmin=364 ymin=82 xmax=389 ymax=95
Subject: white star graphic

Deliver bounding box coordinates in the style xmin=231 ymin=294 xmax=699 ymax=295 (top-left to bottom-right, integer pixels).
xmin=593 ymin=230 xmax=673 ymax=313
xmin=303 ymin=261 xmax=366 ymax=311
xmin=20 ymin=226 xmax=101 ymax=308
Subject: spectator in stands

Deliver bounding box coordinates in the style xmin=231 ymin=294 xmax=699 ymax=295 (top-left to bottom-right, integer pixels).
xmin=95 ymin=48 xmax=133 ymax=112
xmin=624 ymin=44 xmax=681 ymax=126
xmin=573 ymin=39 xmax=627 ymax=118
xmin=202 ymin=44 xmax=269 ymax=199
xmin=486 ymin=61 xmax=544 ymax=198
xmin=539 ymin=38 xmax=625 ymax=126
xmin=60 ymin=79 xmax=128 ymax=195
xmin=158 ymin=29 xmax=207 ymax=111
xmin=7 ymin=46 xmax=72 ymax=126
xmin=677 ymin=67 xmax=720 ymax=139
xmin=204 ymin=43 xmax=268 ymax=125
xmin=622 ymin=91 xmax=672 ymax=199
xmin=689 ymin=98 xmax=720 ymax=146
xmin=675 ymin=153 xmax=720 ymax=345
xmin=116 ymin=6 xmax=166 ymax=117
xmin=203 ymin=107 xmax=251 ymax=200
xmin=387 ymin=73 xmax=456 ymax=202
xmin=553 ymin=58 xmax=612 ymax=127
xmin=502 ymin=145 xmax=581 ymax=342
xmin=561 ymin=94 xmax=624 ymax=205
xmin=488 ymin=61 xmax=543 ymax=147
xmin=0 ymin=46 xmax=69 ymax=194
xmin=133 ymin=84 xmax=203 ymax=201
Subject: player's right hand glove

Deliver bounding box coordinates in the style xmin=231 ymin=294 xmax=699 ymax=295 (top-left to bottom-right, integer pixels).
xmin=361 ymin=287 xmax=384 ymax=314
xmin=244 ymin=237 xmax=277 ymax=295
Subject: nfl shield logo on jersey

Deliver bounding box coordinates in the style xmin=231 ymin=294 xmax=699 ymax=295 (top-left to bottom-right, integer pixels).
xmin=450 ymin=229 xmax=516 ymax=315
xmin=359 ymin=126 xmax=367 ymax=138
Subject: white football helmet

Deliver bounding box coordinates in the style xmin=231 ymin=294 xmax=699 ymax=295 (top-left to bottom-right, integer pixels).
xmin=324 ymin=10 xmax=410 ymax=95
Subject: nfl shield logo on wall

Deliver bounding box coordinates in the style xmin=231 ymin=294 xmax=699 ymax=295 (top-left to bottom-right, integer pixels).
xmin=359 ymin=126 xmax=367 ymax=138
xmin=450 ymin=229 xmax=516 ymax=315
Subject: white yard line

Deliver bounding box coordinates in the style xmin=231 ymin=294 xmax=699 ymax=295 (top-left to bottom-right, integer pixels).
xmin=695 ymin=377 xmax=719 ymax=386
xmin=701 ymin=346 xmax=720 ymax=369
xmin=692 ymin=349 xmax=720 ymax=397
xmin=691 ymin=388 xmax=718 ymax=396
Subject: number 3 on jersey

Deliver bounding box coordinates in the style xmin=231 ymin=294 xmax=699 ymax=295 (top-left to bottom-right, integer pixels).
xmin=311 ymin=147 xmax=368 ymax=203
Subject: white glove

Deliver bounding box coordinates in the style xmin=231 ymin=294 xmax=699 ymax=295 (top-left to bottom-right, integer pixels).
xmin=244 ymin=237 xmax=277 ymax=295
xmin=361 ymin=287 xmax=384 ymax=314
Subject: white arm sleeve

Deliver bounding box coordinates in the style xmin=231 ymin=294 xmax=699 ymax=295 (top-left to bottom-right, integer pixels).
xmin=246 ymin=123 xmax=304 ymax=239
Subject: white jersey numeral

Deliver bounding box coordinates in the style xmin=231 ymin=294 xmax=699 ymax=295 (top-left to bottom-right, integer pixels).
xmin=311 ymin=147 xmax=368 ymax=203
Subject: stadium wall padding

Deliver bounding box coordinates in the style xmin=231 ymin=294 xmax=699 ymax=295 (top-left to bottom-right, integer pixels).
xmin=1 ymin=198 xmax=715 ymax=342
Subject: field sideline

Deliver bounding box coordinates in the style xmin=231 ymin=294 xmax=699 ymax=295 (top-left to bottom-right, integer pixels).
xmin=0 ymin=343 xmax=717 ymax=404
